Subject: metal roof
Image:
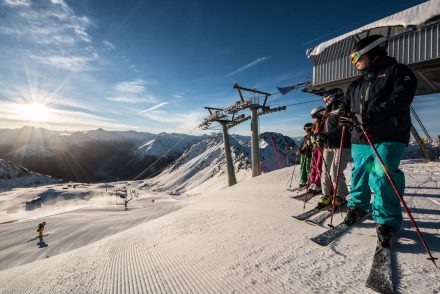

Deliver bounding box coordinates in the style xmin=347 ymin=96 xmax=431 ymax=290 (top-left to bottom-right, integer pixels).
xmin=305 ymin=1 xmax=440 ymax=96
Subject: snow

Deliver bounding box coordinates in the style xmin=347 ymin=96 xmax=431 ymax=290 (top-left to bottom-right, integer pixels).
xmin=307 ymin=0 xmax=440 ymax=57
xmin=0 ymin=159 xmax=58 ymax=193
xmin=0 ymin=159 xmax=439 ymax=293
xmin=134 ymin=132 xmax=202 ymax=158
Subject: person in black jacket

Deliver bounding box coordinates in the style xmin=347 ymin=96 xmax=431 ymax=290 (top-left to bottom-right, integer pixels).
xmin=316 ymin=89 xmax=351 ymax=208
xmin=339 ymin=35 xmax=417 ymax=247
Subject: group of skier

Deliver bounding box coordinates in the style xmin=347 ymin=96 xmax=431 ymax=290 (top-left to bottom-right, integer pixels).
xmin=296 ymin=34 xmax=417 ymax=248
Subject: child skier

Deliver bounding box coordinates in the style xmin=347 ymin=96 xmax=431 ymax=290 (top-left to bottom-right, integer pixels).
xmin=308 ymin=107 xmax=325 ymax=194
xmin=298 ymin=123 xmax=313 ymax=188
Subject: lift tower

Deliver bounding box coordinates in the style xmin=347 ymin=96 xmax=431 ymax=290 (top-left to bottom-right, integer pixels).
xmin=199 ymin=107 xmax=250 ymax=186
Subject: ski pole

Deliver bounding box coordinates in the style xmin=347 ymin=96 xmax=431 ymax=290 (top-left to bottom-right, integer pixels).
xmin=303 ymin=148 xmax=315 ymax=209
xmin=329 ymin=126 xmax=346 ymax=227
xmin=359 ymin=124 xmax=438 ymax=268
xmin=271 ymin=135 xmax=282 ymax=169
xmin=315 ymin=146 xmax=337 ymax=202
xmin=304 ymin=144 xmax=324 ymax=208
xmin=287 ymin=152 xmax=297 ymax=188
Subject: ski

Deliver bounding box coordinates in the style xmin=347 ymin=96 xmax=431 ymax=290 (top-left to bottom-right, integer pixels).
xmin=292 ymin=205 xmax=326 ymax=221
xmin=310 ymin=213 xmax=370 ymax=246
xmin=365 ymin=243 xmax=393 ymax=294
xmin=290 ymin=191 xmax=319 ymax=201
xmin=287 ymin=186 xmax=305 ymax=193
xmin=305 ymin=210 xmax=332 ymax=225
xmin=305 ymin=201 xmax=348 ymax=226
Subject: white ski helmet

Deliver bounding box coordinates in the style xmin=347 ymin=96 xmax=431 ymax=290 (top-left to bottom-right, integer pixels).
xmin=310 ymin=106 xmax=325 ymax=118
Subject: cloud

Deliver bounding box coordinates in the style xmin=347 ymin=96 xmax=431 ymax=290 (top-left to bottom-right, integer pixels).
xmin=29 ymin=53 xmax=98 ymax=72
xmin=2 ymin=0 xmax=30 ymax=6
xmin=141 ymin=102 xmax=168 ymax=113
xmin=0 ymin=0 xmax=99 ymax=71
xmin=103 ymin=40 xmax=115 ymax=50
xmin=0 ymin=100 xmax=136 ymax=131
xmin=114 ymin=79 xmax=146 ymax=94
xmin=227 ymin=56 xmax=271 ymax=77
xmin=106 ymin=79 xmax=159 ymax=104
xmin=173 ymin=92 xmax=184 ymax=99
xmin=106 ymin=96 xmax=150 ymax=103
xmin=140 ymin=109 xmax=204 ymax=132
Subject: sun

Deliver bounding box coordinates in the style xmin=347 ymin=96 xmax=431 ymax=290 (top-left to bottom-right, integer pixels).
xmin=18 ymin=103 xmax=50 ymax=122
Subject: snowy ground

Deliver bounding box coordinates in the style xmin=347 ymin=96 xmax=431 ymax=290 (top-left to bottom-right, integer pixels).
xmin=0 ymin=160 xmax=439 ymax=293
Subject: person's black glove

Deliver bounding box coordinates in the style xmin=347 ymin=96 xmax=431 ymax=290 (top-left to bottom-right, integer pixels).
xmin=339 ymin=112 xmax=363 ymax=128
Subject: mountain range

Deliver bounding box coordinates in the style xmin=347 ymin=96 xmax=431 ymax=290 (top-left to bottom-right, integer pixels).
xmin=0 ymin=126 xmax=300 ymax=183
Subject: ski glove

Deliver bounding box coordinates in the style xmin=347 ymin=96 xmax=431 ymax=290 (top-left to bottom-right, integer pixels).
xmin=339 ymin=113 xmax=363 ymax=127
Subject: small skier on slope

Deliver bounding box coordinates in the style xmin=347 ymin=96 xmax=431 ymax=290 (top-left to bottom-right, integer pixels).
xmin=339 ymin=35 xmax=417 ymax=247
xmin=37 ymin=221 xmax=46 ymax=242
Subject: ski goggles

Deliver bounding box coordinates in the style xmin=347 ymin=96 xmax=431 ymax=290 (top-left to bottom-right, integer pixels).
xmin=349 ymin=36 xmax=388 ymax=64
xmin=322 ymin=94 xmax=334 ymax=104
xmin=350 ymin=52 xmax=362 ymax=64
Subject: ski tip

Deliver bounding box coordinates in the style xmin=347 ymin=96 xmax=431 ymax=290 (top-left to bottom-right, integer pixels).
xmin=305 ymin=219 xmax=318 ymax=226
xmin=310 ymin=237 xmax=328 ymax=247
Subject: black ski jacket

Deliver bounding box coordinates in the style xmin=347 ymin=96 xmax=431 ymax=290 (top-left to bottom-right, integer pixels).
xmin=340 ymin=56 xmax=417 ymax=145
xmin=298 ymin=134 xmax=312 ymax=156
xmin=321 ymin=108 xmax=351 ymax=149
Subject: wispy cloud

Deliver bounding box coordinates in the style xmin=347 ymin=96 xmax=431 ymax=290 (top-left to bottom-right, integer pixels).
xmin=2 ymin=0 xmax=30 ymax=6
xmin=227 ymin=56 xmax=271 ymax=77
xmin=0 ymin=0 xmax=99 ymax=71
xmin=103 ymin=40 xmax=115 ymax=50
xmin=173 ymin=92 xmax=185 ymax=99
xmin=114 ymin=79 xmax=146 ymax=94
xmin=141 ymin=102 xmax=168 ymax=113
xmin=106 ymin=79 xmax=159 ymax=104
xmin=140 ymin=109 xmax=204 ymax=132
xmin=0 ymin=100 xmax=136 ymax=131
xmin=30 ymin=53 xmax=98 ymax=72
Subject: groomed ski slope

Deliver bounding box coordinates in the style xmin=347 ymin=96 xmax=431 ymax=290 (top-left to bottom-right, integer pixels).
xmin=0 ymin=160 xmax=439 ymax=293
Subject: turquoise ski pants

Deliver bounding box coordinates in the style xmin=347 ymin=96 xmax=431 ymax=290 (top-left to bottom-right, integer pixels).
xmin=348 ymin=142 xmax=406 ymax=230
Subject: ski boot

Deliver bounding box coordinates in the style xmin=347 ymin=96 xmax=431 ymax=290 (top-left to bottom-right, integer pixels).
xmin=309 ymin=185 xmax=322 ymax=195
xmin=316 ymin=195 xmax=332 ymax=209
xmin=344 ymin=206 xmax=368 ymax=226
xmin=376 ymin=223 xmax=396 ymax=248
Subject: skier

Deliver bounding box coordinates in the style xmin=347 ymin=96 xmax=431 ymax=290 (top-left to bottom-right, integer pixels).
xmin=298 ymin=123 xmax=313 ymax=188
xmin=316 ymin=89 xmax=351 ymax=208
xmin=37 ymin=221 xmax=46 ymax=242
xmin=339 ymin=35 xmax=417 ymax=247
xmin=308 ymin=107 xmax=325 ymax=194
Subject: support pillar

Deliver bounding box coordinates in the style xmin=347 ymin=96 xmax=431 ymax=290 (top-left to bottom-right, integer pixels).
xmin=221 ymin=122 xmax=237 ymax=186
xmin=250 ymin=106 xmax=261 ymax=177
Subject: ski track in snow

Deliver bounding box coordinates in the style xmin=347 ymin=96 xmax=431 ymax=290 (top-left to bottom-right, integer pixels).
xmin=0 ymin=160 xmax=439 ymax=293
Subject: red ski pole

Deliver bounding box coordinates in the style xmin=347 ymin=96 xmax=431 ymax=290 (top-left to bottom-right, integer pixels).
xmin=303 ymin=148 xmax=315 ymax=209
xmin=359 ymin=124 xmax=438 ymax=268
xmin=329 ymin=126 xmax=346 ymax=227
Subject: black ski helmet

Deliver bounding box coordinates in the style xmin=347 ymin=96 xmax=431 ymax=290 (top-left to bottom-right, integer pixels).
xmin=322 ymin=88 xmax=343 ymax=106
xmin=351 ymin=35 xmax=388 ymax=61
xmin=303 ymin=122 xmax=313 ymax=131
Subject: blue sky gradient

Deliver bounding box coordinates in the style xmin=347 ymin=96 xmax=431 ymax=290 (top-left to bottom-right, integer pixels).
xmin=0 ymin=0 xmax=438 ymax=138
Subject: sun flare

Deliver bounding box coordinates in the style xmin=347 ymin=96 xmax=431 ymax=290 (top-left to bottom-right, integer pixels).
xmin=18 ymin=103 xmax=50 ymax=122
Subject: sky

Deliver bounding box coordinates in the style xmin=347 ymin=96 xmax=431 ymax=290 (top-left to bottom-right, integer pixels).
xmin=0 ymin=0 xmax=438 ymax=137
